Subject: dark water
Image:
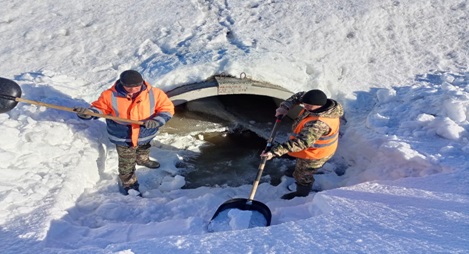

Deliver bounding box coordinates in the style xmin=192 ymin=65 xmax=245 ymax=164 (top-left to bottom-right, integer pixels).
xmin=183 ymin=130 xmax=263 ymax=188
xmin=163 ymin=95 xmax=295 ymax=189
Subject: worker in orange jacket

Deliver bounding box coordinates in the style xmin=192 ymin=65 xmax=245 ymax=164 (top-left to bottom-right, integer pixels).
xmin=261 ymin=89 xmax=343 ymax=199
xmin=75 ymin=70 xmax=174 ymax=196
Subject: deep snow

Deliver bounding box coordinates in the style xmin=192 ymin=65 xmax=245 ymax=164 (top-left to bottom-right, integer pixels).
xmin=0 ymin=0 xmax=468 ymax=253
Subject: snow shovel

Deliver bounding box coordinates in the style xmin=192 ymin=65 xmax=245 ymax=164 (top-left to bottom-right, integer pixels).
xmin=209 ymin=116 xmax=283 ymax=228
xmin=0 ymin=77 xmax=143 ymax=125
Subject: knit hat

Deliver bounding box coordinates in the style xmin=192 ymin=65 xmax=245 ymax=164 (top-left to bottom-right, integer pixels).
xmin=120 ymin=70 xmax=143 ymax=87
xmin=300 ymin=89 xmax=327 ymax=106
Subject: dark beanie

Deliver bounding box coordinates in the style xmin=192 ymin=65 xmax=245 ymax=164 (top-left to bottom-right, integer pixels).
xmin=120 ymin=70 xmax=143 ymax=87
xmin=301 ymin=89 xmax=327 ymax=106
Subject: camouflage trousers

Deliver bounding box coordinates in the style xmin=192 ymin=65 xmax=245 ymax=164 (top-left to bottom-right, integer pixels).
xmin=292 ymin=155 xmax=333 ymax=186
xmin=115 ymin=143 xmax=152 ymax=187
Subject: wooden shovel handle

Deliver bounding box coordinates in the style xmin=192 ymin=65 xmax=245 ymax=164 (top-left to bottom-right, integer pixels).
xmin=15 ymin=97 xmax=144 ymax=125
xmin=247 ymin=116 xmax=283 ymax=201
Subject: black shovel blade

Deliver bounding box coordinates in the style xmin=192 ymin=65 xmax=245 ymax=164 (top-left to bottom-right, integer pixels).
xmin=0 ymin=77 xmax=21 ymax=113
xmin=210 ymin=198 xmax=272 ymax=227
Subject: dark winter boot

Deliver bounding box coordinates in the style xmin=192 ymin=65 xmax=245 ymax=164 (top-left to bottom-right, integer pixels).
xmin=284 ymin=167 xmax=295 ymax=177
xmin=136 ymin=143 xmax=160 ymax=168
xmin=119 ymin=173 xmax=142 ymax=197
xmin=123 ymin=181 xmax=142 ymax=197
xmin=137 ymin=159 xmax=160 ymax=168
xmin=281 ymin=183 xmax=312 ymax=200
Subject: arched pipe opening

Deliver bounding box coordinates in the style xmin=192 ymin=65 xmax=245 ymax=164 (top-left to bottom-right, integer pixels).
xmin=166 ymin=74 xmax=301 ymax=119
xmin=165 ymin=74 xmax=304 ymax=140
xmin=162 ymin=75 xmax=303 ymax=188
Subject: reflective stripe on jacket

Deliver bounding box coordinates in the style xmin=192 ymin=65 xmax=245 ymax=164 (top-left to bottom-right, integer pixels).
xmin=91 ymin=81 xmax=174 ymax=147
xmin=288 ymin=112 xmax=340 ymax=159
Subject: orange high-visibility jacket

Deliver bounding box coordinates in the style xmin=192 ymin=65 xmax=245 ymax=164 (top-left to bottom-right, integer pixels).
xmin=288 ymin=114 xmax=340 ymax=160
xmin=91 ymin=81 xmax=174 ymax=147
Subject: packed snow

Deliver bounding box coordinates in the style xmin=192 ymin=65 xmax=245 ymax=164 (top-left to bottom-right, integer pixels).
xmin=208 ymin=208 xmax=268 ymax=232
xmin=0 ymin=0 xmax=468 ymax=253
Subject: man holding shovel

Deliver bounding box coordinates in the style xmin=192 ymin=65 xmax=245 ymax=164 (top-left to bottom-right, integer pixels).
xmin=261 ymin=89 xmax=343 ymax=200
xmin=75 ymin=70 xmax=174 ymax=196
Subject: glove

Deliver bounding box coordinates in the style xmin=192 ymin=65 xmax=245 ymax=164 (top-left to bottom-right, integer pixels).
xmin=144 ymin=119 xmax=160 ymax=129
xmin=275 ymin=107 xmax=288 ymax=117
xmin=74 ymin=107 xmax=93 ymax=119
xmin=260 ymin=151 xmax=275 ymax=161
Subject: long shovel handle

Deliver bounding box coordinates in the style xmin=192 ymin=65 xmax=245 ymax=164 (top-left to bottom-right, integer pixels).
xmin=15 ymin=97 xmax=144 ymax=125
xmin=247 ymin=116 xmax=283 ymax=201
